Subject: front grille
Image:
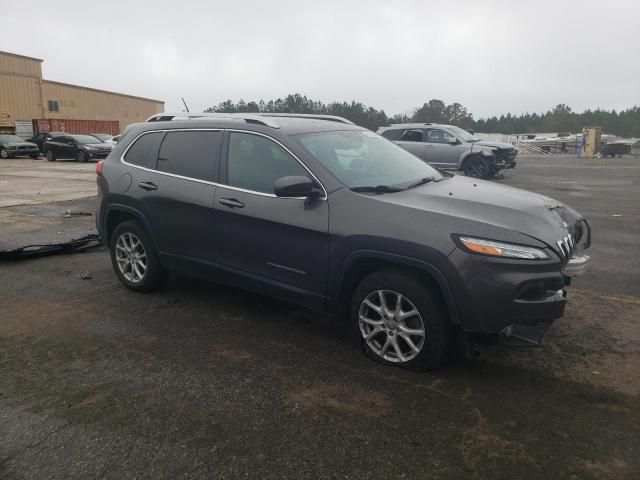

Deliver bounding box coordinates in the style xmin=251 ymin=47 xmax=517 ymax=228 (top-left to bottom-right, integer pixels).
xmin=556 ymin=234 xmax=575 ymax=265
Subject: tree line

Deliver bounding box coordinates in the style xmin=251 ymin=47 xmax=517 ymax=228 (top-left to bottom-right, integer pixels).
xmin=205 ymin=94 xmax=640 ymax=137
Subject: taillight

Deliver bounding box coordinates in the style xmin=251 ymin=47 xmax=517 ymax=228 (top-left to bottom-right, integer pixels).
xmin=96 ymin=160 xmax=104 ymax=176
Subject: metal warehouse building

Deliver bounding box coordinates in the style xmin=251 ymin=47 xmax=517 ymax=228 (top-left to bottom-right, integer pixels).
xmin=0 ymin=50 xmax=164 ymax=137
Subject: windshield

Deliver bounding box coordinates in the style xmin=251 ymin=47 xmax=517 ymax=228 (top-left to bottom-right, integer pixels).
xmin=92 ymin=134 xmax=112 ymax=141
xmin=72 ymin=135 xmax=103 ymax=144
xmin=293 ymin=130 xmax=443 ymax=189
xmin=0 ymin=135 xmax=26 ymax=142
xmin=446 ymin=126 xmax=479 ymax=142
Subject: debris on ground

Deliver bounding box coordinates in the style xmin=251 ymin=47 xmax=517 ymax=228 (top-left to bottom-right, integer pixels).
xmin=0 ymin=234 xmax=102 ymax=261
xmin=63 ymin=209 xmax=93 ymax=218
xmin=80 ymin=271 xmax=93 ymax=280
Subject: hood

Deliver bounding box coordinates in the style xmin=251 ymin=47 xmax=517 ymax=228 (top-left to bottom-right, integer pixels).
xmin=5 ymin=141 xmax=38 ymax=148
xmin=82 ymin=143 xmax=111 ymax=149
xmin=378 ymin=175 xmax=586 ymax=254
xmin=474 ymin=140 xmax=514 ymax=150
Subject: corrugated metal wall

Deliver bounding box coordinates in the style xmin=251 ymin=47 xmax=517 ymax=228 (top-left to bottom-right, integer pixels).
xmin=0 ymin=52 xmax=44 ymax=128
xmin=43 ymin=81 xmax=163 ymax=132
xmin=35 ymin=119 xmax=120 ymax=135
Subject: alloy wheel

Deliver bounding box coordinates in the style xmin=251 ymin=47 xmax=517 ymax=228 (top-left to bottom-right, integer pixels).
xmin=115 ymin=232 xmax=147 ymax=283
xmin=358 ymin=289 xmax=426 ymax=363
xmin=0 ymin=148 xmax=8 ymax=158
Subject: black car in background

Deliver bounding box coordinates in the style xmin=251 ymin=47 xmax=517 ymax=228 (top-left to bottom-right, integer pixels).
xmin=0 ymin=134 xmax=40 ymax=159
xmin=27 ymin=132 xmax=64 ymax=153
xmin=44 ymin=134 xmax=112 ymax=162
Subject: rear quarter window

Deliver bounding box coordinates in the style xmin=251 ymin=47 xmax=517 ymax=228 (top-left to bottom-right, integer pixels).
xmin=124 ymin=132 xmax=165 ymax=168
xmin=380 ymin=129 xmax=404 ymax=141
xmin=157 ymin=130 xmax=222 ymax=182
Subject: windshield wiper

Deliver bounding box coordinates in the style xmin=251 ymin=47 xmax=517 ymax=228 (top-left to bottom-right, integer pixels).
xmin=406 ymin=177 xmax=437 ymax=189
xmin=351 ymin=185 xmax=405 ymax=194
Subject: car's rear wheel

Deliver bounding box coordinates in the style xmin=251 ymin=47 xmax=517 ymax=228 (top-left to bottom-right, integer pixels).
xmin=351 ymin=270 xmax=450 ymax=371
xmin=110 ymin=220 xmax=165 ymax=292
xmin=45 ymin=150 xmax=56 ymax=161
xmin=464 ymin=156 xmax=491 ymax=179
xmin=76 ymin=151 xmax=87 ymax=163
xmin=0 ymin=148 xmax=10 ymax=159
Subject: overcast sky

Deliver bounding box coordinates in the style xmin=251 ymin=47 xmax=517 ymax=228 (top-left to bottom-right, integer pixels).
xmin=2 ymin=0 xmax=638 ymax=118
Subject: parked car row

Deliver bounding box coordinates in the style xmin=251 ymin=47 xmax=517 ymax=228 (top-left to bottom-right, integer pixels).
xmin=0 ymin=132 xmax=117 ymax=161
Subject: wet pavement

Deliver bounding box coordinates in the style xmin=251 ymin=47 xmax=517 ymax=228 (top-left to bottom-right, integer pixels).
xmin=0 ymin=155 xmax=639 ymax=479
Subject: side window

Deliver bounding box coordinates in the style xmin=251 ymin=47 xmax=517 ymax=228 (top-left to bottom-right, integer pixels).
xmin=124 ymin=132 xmax=165 ymax=168
xmin=157 ymin=131 xmax=222 ymax=181
xmin=58 ymin=136 xmax=72 ymax=144
xmin=427 ymin=129 xmax=455 ymax=144
xmin=400 ymin=129 xmax=424 ymax=142
xmin=381 ymin=129 xmax=404 ymax=141
xmin=227 ymin=132 xmax=308 ymax=194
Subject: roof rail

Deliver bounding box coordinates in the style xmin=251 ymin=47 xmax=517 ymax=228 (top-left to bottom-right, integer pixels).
xmin=256 ymin=113 xmax=354 ymax=125
xmin=145 ymin=112 xmax=280 ymax=129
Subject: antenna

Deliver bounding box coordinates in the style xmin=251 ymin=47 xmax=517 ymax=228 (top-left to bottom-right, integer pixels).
xmin=181 ymin=97 xmax=190 ymax=113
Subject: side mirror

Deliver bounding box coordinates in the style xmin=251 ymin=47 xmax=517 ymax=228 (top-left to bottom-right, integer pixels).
xmin=448 ymin=137 xmax=459 ymax=145
xmin=274 ymin=176 xmax=322 ymax=198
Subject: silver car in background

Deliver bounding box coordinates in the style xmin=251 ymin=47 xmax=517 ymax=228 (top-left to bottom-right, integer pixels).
xmin=377 ymin=123 xmax=517 ymax=179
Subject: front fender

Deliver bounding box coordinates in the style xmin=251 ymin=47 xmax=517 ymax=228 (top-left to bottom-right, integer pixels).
xmin=328 ymin=249 xmax=461 ymax=325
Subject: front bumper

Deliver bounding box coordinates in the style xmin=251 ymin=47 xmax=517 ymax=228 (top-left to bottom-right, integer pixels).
xmin=8 ymin=148 xmax=40 ymax=156
xmin=84 ymin=150 xmax=110 ymax=159
xmin=447 ymin=247 xmax=569 ymax=342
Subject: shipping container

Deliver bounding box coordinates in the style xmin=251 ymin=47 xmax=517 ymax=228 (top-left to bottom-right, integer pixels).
xmin=34 ymin=118 xmax=120 ymax=136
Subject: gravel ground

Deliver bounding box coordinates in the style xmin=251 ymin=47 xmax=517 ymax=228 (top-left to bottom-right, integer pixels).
xmin=0 ymin=155 xmax=639 ymax=479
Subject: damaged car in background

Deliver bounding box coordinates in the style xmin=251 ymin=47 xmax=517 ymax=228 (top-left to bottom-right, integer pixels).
xmin=96 ymin=113 xmax=590 ymax=370
xmin=377 ymin=123 xmax=517 ymax=179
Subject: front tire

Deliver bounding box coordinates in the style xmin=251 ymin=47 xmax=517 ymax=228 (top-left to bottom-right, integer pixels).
xmin=351 ymin=270 xmax=450 ymax=371
xmin=463 ymin=156 xmax=491 ymax=179
xmin=76 ymin=151 xmax=87 ymax=163
xmin=0 ymin=148 xmax=10 ymax=159
xmin=110 ymin=220 xmax=165 ymax=292
xmin=45 ymin=150 xmax=56 ymax=161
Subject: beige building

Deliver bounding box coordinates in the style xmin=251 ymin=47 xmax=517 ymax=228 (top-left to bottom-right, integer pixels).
xmin=0 ymin=50 xmax=164 ymax=135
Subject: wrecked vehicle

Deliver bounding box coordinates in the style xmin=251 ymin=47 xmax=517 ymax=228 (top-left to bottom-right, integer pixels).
xmin=377 ymin=123 xmax=517 ymax=179
xmin=96 ymin=113 xmax=590 ymax=370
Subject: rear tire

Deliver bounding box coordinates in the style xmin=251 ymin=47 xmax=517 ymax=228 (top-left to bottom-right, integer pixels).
xmin=463 ymin=156 xmax=491 ymax=179
xmin=110 ymin=220 xmax=165 ymax=292
xmin=351 ymin=270 xmax=450 ymax=371
xmin=76 ymin=151 xmax=87 ymax=163
xmin=0 ymin=148 xmax=10 ymax=159
xmin=45 ymin=150 xmax=56 ymax=162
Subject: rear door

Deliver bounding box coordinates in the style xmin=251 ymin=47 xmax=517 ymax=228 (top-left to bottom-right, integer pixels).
xmin=124 ymin=129 xmax=222 ymax=264
xmin=213 ymin=130 xmax=329 ymax=307
xmin=395 ymin=129 xmax=426 ymax=160
xmin=424 ymin=128 xmax=463 ymax=168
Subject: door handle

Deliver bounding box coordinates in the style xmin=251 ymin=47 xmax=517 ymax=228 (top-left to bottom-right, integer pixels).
xmin=218 ymin=198 xmax=245 ymax=208
xmin=138 ymin=181 xmax=158 ymax=191
xmin=425 ymin=144 xmax=434 ymax=148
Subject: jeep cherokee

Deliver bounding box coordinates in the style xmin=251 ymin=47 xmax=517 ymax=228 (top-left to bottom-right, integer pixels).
xmin=96 ymin=113 xmax=590 ymax=370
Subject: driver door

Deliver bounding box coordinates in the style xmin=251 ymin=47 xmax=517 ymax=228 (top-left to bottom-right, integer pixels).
xmin=213 ymin=131 xmax=330 ymax=309
xmin=424 ymin=129 xmax=463 ymax=169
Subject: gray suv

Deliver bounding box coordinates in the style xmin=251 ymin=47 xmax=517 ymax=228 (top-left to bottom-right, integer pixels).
xmin=377 ymin=123 xmax=517 ymax=179
xmin=97 ymin=113 xmax=590 ymax=371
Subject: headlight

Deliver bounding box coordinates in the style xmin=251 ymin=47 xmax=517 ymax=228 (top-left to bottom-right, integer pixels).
xmin=458 ymin=236 xmax=549 ymax=260
xmin=84 ymin=146 xmax=97 ymax=150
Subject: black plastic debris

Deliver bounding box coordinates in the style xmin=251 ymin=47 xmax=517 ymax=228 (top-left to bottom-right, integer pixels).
xmin=63 ymin=209 xmax=93 ymax=218
xmin=80 ymin=271 xmax=93 ymax=280
xmin=0 ymin=234 xmax=102 ymax=261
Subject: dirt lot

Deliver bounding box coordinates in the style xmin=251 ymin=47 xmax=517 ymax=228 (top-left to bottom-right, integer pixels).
xmin=1 ymin=155 xmax=639 ymax=479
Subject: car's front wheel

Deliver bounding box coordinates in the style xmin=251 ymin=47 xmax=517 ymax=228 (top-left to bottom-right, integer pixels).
xmin=110 ymin=220 xmax=165 ymax=292
xmin=351 ymin=270 xmax=450 ymax=371
xmin=45 ymin=150 xmax=56 ymax=161
xmin=0 ymin=148 xmax=11 ymax=159
xmin=463 ymin=156 xmax=491 ymax=179
xmin=76 ymin=151 xmax=87 ymax=163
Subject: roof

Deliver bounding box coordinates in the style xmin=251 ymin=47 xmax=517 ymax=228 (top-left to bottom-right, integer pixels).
xmin=128 ymin=115 xmax=363 ymax=138
xmin=44 ymin=80 xmax=164 ymax=104
xmin=380 ymin=123 xmax=455 ymax=130
xmin=0 ymin=50 xmax=43 ymax=62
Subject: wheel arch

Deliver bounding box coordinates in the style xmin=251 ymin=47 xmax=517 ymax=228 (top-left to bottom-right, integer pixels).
xmin=103 ymin=204 xmax=157 ymax=249
xmin=330 ymin=250 xmax=460 ymax=326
